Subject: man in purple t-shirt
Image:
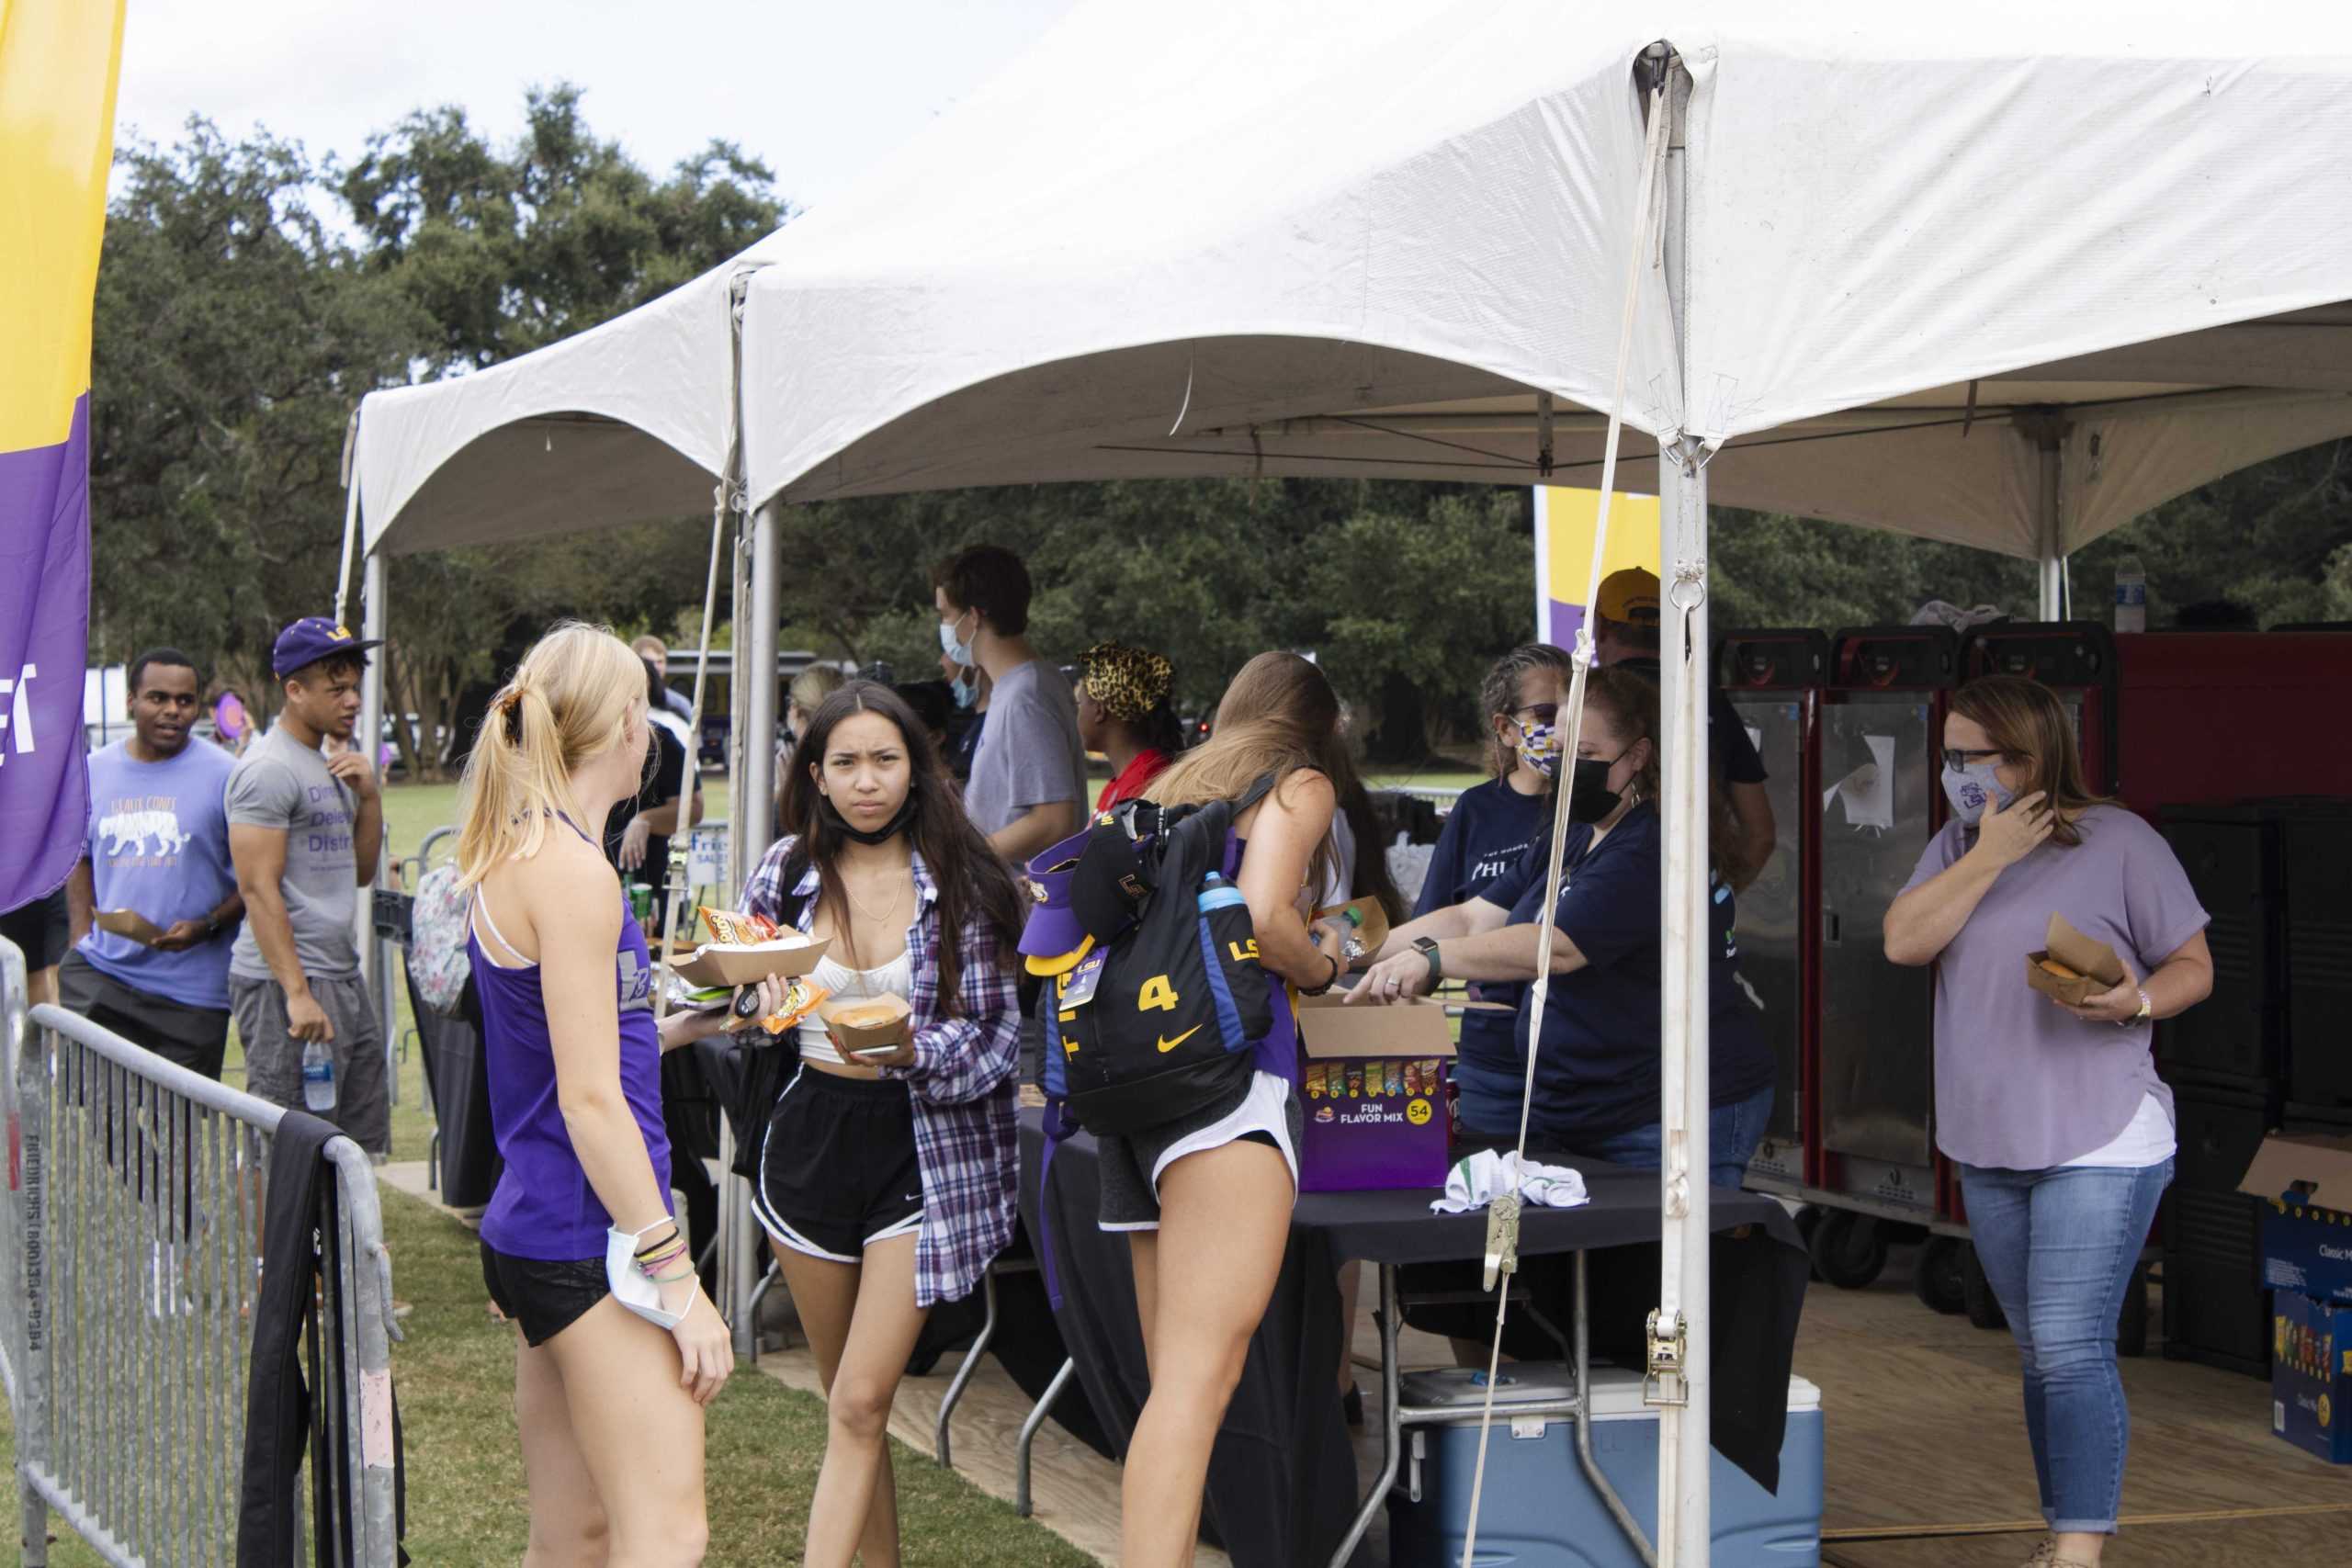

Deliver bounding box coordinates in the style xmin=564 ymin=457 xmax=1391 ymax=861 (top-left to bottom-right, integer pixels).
xmin=62 ymin=649 xmax=244 ymax=1077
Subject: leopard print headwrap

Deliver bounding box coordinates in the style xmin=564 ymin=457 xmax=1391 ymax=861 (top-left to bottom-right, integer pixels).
xmin=1080 ymin=641 xmax=1173 ymax=724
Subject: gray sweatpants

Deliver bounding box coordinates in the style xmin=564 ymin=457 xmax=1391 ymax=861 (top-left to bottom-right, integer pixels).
xmin=231 ymin=973 xmax=391 ymax=1156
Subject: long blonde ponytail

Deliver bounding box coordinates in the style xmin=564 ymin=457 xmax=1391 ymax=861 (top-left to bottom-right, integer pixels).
xmin=456 ymin=623 xmax=648 ymax=888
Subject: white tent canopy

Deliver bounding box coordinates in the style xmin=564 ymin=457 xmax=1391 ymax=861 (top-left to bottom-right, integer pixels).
xmin=356 ymin=3 xmax=2352 ymax=568
xmin=733 ymin=0 xmax=2352 ymax=559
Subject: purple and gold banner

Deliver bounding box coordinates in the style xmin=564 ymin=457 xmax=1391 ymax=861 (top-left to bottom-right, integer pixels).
xmin=0 ymin=1 xmax=125 ymax=914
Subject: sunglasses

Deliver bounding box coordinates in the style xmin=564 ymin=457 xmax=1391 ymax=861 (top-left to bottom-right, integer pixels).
xmin=1940 ymin=746 xmax=2008 ymax=771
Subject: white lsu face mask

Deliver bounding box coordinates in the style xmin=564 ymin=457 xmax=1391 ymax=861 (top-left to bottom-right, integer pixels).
xmin=605 ymin=1218 xmax=689 ymax=1330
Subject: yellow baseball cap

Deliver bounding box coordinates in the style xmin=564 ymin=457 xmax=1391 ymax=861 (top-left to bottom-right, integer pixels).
xmin=1595 ymin=567 xmax=1662 ymax=626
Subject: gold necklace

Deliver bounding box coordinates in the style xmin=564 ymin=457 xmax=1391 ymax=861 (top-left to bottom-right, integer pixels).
xmin=842 ymin=871 xmax=907 ymax=930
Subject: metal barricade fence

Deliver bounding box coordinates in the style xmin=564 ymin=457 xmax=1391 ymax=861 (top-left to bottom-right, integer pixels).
xmin=2 ymin=981 xmax=402 ymax=1567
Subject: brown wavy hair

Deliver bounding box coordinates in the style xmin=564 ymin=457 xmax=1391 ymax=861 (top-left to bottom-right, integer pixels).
xmin=1146 ymin=652 xmax=1404 ymax=919
xmin=779 ymin=681 xmax=1023 ymax=1010
xmin=1948 ymin=674 xmax=2116 ymax=848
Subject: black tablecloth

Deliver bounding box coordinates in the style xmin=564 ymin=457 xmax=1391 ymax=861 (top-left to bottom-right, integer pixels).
xmin=1016 ymin=1108 xmax=1809 ymax=1568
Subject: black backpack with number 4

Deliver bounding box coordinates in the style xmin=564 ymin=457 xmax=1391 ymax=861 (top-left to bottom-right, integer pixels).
xmin=1033 ymin=777 xmax=1278 ymax=1136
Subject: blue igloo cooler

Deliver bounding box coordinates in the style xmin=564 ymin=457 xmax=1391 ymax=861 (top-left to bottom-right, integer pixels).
xmin=1385 ymin=1362 xmax=1823 ymax=1566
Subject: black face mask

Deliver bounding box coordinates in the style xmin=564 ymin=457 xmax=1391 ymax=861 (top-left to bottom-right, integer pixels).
xmin=1567 ymin=751 xmax=1634 ymax=824
xmin=819 ymin=793 xmax=918 ymax=846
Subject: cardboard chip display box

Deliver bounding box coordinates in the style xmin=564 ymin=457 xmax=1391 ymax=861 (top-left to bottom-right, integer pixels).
xmin=2271 ymin=1288 xmax=2352 ymax=1464
xmin=2240 ymin=1132 xmax=2352 ymax=1307
xmin=2024 ymin=912 xmax=2126 ymax=1007
xmin=1294 ymin=991 xmax=1494 ymax=1193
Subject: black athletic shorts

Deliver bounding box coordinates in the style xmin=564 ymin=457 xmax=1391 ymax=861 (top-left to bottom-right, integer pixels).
xmin=752 ymin=1066 xmax=923 ymax=1263
xmin=0 ymin=889 xmax=71 ymax=971
xmin=481 ymin=1241 xmax=609 ymax=1347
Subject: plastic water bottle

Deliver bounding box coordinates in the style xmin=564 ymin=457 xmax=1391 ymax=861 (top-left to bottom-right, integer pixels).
xmin=2112 ymin=555 xmax=2147 ymax=634
xmin=301 ymin=1039 xmax=336 ymax=1111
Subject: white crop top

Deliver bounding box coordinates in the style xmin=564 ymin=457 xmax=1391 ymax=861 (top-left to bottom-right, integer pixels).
xmin=797 ymin=948 xmax=915 ymax=1065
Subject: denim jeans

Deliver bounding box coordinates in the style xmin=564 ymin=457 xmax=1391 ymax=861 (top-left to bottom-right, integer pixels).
xmin=1958 ymin=1158 xmax=2172 ymax=1535
xmin=1578 ymin=1084 xmax=1775 ymax=1191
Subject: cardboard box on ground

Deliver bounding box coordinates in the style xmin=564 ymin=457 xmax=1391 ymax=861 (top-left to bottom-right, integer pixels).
xmin=2240 ymin=1130 xmax=2352 ymax=1463
xmin=2271 ymin=1289 xmax=2352 ymax=1463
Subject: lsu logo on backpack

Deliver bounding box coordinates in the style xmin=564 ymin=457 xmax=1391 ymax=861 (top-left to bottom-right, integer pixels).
xmin=1019 ymin=779 xmax=1278 ymax=1135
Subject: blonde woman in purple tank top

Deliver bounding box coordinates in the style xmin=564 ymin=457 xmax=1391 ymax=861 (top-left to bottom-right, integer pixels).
xmin=456 ymin=623 xmax=788 ymax=1567
xmin=1886 ymin=675 xmax=2212 ymax=1568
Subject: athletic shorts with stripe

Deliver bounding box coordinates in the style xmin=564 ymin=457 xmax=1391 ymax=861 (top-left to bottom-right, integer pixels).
xmin=752 ymin=1066 xmax=924 ymax=1263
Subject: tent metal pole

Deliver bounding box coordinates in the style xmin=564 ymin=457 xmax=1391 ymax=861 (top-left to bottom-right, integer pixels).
xmin=2037 ymin=434 xmax=2065 ymax=619
xmin=1654 ymin=445 xmax=1713 ymax=1568
xmin=1652 ymin=54 xmax=1711 ymax=1568
xmin=359 ymin=548 xmax=397 ymax=1109
xmin=728 ymin=498 xmax=782 ymax=1352
xmin=741 ymin=502 xmax=781 ymax=909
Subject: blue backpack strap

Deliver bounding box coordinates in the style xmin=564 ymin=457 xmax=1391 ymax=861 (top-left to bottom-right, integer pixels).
xmin=1036 ymin=1099 xmax=1076 ymax=1311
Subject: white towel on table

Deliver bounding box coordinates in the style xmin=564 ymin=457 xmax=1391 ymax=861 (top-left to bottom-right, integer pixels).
xmin=1430 ymin=1149 xmax=1589 ymax=1214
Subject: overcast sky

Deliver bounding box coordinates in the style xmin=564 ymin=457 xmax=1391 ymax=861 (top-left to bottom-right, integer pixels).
xmin=114 ymin=0 xmax=1081 ymax=210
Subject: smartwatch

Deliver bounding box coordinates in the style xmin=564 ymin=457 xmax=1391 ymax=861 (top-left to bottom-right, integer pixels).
xmin=1413 ymin=936 xmax=1442 ymax=986
xmin=203 ymin=912 xmax=224 ymax=941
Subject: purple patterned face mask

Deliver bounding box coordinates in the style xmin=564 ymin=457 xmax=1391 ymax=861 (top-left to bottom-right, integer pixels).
xmin=1939 ymin=759 xmax=2014 ymax=825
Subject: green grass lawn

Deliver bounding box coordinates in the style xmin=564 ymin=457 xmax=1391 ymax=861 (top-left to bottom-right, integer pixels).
xmin=2 ymin=1184 xmax=1093 ymax=1565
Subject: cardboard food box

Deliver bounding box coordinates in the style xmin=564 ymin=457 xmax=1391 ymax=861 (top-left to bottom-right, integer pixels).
xmin=2271 ymin=1289 xmax=2352 ymax=1463
xmin=2240 ymin=1132 xmax=2352 ymax=1307
xmin=1293 ymin=991 xmax=1467 ymax=1193
xmin=820 ymin=994 xmax=914 ymax=1056
xmin=2024 ymin=912 xmax=2126 ymax=1007
xmin=669 ymin=934 xmax=831 ymax=990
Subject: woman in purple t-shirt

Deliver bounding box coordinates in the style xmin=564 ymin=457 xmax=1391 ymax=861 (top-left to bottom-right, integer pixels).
xmin=1886 ymin=676 xmax=2212 ymax=1568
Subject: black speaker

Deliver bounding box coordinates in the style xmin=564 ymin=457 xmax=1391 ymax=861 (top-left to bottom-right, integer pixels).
xmin=2156 ymin=807 xmax=2283 ymax=1087
xmin=2283 ymin=808 xmax=2352 ymax=1110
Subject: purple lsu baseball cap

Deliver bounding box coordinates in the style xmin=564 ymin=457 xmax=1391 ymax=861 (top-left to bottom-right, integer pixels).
xmin=1019 ymin=826 xmax=1095 ymax=977
xmin=271 ymin=616 xmax=384 ymax=678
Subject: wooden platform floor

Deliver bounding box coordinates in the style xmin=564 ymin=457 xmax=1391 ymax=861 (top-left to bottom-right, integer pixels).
xmin=381 ymin=1168 xmax=2350 ymax=1563
xmin=1794 ymin=1248 xmax=2352 ymax=1567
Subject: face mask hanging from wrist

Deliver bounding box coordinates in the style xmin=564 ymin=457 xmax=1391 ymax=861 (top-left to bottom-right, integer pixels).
xmin=1939 ymin=761 xmax=2014 ymax=826
xmin=605 ymin=1218 xmax=688 ymax=1330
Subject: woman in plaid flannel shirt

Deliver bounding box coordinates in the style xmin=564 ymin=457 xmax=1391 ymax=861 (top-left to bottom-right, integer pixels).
xmin=740 ymin=682 xmax=1024 ymax=1568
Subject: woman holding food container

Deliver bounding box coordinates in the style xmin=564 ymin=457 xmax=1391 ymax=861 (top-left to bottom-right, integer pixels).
xmin=737 ymin=680 xmax=1025 ymax=1568
xmin=1883 ymin=673 xmax=2211 ymax=1568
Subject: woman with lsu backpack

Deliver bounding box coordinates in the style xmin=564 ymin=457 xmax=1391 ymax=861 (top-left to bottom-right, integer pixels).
xmin=738 ymin=681 xmax=1025 ymax=1568
xmin=1102 ymin=650 xmax=1353 ymax=1568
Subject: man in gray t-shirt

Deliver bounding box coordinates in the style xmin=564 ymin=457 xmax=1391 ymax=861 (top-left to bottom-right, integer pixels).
xmin=224 ymin=618 xmax=390 ymax=1155
xmin=933 ymin=545 xmax=1089 ymax=862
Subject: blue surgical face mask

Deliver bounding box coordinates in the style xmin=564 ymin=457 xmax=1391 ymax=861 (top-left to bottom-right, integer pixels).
xmin=1939 ymin=760 xmax=2015 ymax=826
xmin=949 ymin=666 xmax=979 ymax=711
xmin=938 ymin=608 xmax=978 ymax=669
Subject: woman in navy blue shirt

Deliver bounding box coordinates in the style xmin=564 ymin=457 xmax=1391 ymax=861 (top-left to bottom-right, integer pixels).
xmin=1412 ymin=643 xmax=1572 ymax=1111
xmin=1357 ymin=666 xmax=1774 ymax=1190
